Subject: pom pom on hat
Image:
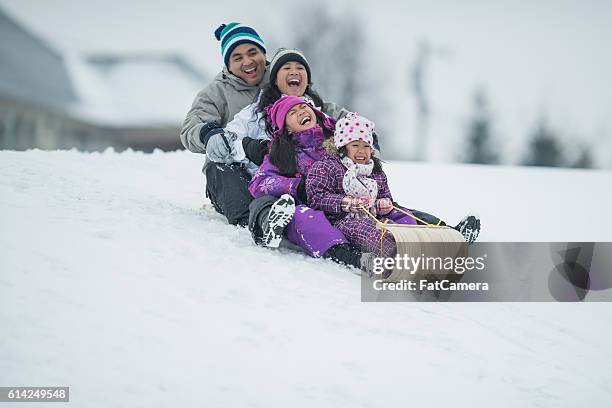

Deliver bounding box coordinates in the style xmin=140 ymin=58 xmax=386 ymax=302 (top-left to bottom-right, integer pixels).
xmin=214 ymin=22 xmax=266 ymax=67
xmin=214 ymin=24 xmax=226 ymax=41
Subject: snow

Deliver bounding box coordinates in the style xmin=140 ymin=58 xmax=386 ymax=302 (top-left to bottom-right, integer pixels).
xmin=1 ymin=149 xmax=612 ymax=406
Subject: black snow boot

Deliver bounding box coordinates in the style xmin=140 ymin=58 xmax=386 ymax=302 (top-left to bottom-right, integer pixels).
xmin=454 ymin=215 xmax=481 ymax=244
xmin=324 ymin=243 xmax=364 ymax=269
xmin=260 ymin=194 xmax=295 ymax=248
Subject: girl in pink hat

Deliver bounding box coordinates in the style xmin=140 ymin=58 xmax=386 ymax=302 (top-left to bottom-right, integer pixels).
xmin=306 ymin=112 xmax=420 ymax=260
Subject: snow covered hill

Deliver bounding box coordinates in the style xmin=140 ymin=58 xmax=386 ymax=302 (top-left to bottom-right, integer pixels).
xmin=1 ymin=149 xmax=612 ymax=407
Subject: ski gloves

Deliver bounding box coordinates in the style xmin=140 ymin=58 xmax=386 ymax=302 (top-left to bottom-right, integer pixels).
xmin=341 ymin=196 xmax=392 ymax=215
xmin=203 ymin=124 xmax=268 ymax=166
xmin=241 ymin=137 xmax=268 ymax=166
xmin=206 ymin=131 xmax=238 ymax=164
xmin=342 ymin=196 xmax=371 ymax=214
xmin=376 ymin=198 xmax=393 ymax=215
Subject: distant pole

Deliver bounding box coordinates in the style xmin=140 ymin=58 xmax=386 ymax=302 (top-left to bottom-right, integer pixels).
xmin=410 ymin=40 xmax=431 ymax=161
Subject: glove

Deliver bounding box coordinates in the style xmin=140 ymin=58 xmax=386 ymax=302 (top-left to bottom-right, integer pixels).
xmin=361 ymin=196 xmax=376 ymax=210
xmin=341 ymin=196 xmax=359 ymax=213
xmin=199 ymin=122 xmax=221 ymax=146
xmin=242 ymin=137 xmax=269 ymax=166
xmin=296 ymin=177 xmax=307 ymax=204
xmin=206 ymin=131 xmax=237 ymax=164
xmin=341 ymin=196 xmax=373 ymax=214
xmin=376 ymin=198 xmax=393 ymax=215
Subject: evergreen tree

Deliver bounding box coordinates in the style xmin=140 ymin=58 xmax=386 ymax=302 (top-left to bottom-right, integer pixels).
xmin=571 ymin=145 xmax=594 ymax=169
xmin=522 ymin=119 xmax=566 ymax=167
xmin=463 ymin=90 xmax=500 ymax=164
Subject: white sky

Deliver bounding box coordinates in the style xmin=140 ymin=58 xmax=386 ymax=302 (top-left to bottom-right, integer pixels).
xmin=1 ymin=0 xmax=611 ymax=165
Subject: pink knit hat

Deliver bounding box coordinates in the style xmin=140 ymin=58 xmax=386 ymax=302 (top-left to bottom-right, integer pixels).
xmin=265 ymin=95 xmax=335 ymax=139
xmin=334 ymin=112 xmax=375 ymax=148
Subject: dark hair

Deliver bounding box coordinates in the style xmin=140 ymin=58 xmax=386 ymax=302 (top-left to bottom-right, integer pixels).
xmin=269 ymin=130 xmax=297 ymax=177
xmin=269 ymin=115 xmax=332 ymax=177
xmin=338 ymin=146 xmax=384 ymax=174
xmin=257 ymin=82 xmax=325 ymax=136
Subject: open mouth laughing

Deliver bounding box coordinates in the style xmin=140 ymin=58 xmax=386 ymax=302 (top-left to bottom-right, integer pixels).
xmin=243 ymin=64 xmax=258 ymax=77
xmin=287 ymin=77 xmax=301 ymax=89
xmin=299 ymin=115 xmax=312 ymax=126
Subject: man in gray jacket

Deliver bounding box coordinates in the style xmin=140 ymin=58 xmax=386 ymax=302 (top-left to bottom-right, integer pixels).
xmin=180 ymin=22 xmax=268 ymax=226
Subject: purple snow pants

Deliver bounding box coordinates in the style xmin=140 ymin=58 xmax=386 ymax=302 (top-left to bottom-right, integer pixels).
xmin=334 ymin=208 xmax=417 ymax=258
xmin=286 ymin=205 xmax=348 ymax=257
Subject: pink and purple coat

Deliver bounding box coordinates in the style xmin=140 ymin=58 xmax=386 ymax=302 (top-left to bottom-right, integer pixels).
xmin=248 ymin=125 xmax=347 ymax=257
xmin=306 ymin=154 xmax=417 ymax=258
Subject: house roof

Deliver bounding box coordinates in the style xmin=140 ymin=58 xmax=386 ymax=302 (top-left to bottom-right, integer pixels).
xmin=0 ymin=6 xmax=77 ymax=108
xmin=1 ymin=6 xmax=207 ymax=128
xmin=65 ymin=52 xmax=208 ymax=127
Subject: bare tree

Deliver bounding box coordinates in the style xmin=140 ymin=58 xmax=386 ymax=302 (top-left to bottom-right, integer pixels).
xmin=291 ymin=4 xmax=365 ymax=110
xmin=410 ymin=40 xmax=431 ymax=161
xmin=408 ymin=39 xmax=452 ymax=161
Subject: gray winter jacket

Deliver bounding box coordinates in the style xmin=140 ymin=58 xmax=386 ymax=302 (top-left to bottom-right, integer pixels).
xmin=180 ymin=66 xmax=269 ymax=154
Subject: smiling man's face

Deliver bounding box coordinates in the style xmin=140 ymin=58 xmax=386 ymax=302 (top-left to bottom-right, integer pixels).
xmin=228 ymin=43 xmax=266 ymax=86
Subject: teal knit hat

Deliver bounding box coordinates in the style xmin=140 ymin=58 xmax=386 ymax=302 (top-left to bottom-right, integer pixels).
xmin=214 ymin=22 xmax=266 ymax=67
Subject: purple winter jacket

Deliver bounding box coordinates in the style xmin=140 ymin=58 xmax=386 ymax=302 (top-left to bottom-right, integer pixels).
xmin=306 ymin=155 xmax=393 ymax=223
xmin=248 ymin=125 xmax=327 ymax=201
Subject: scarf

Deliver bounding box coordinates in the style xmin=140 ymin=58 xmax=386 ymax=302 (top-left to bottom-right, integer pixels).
xmin=341 ymin=156 xmax=378 ymax=217
xmin=293 ymin=126 xmax=326 ymax=176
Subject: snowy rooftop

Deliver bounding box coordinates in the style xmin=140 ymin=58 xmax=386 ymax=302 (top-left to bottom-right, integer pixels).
xmin=1 ymin=6 xmax=207 ymax=129
xmin=65 ymin=53 xmax=207 ymax=127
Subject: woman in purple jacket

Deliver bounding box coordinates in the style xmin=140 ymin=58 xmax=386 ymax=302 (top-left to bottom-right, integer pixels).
xmin=248 ymin=95 xmax=365 ymax=265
